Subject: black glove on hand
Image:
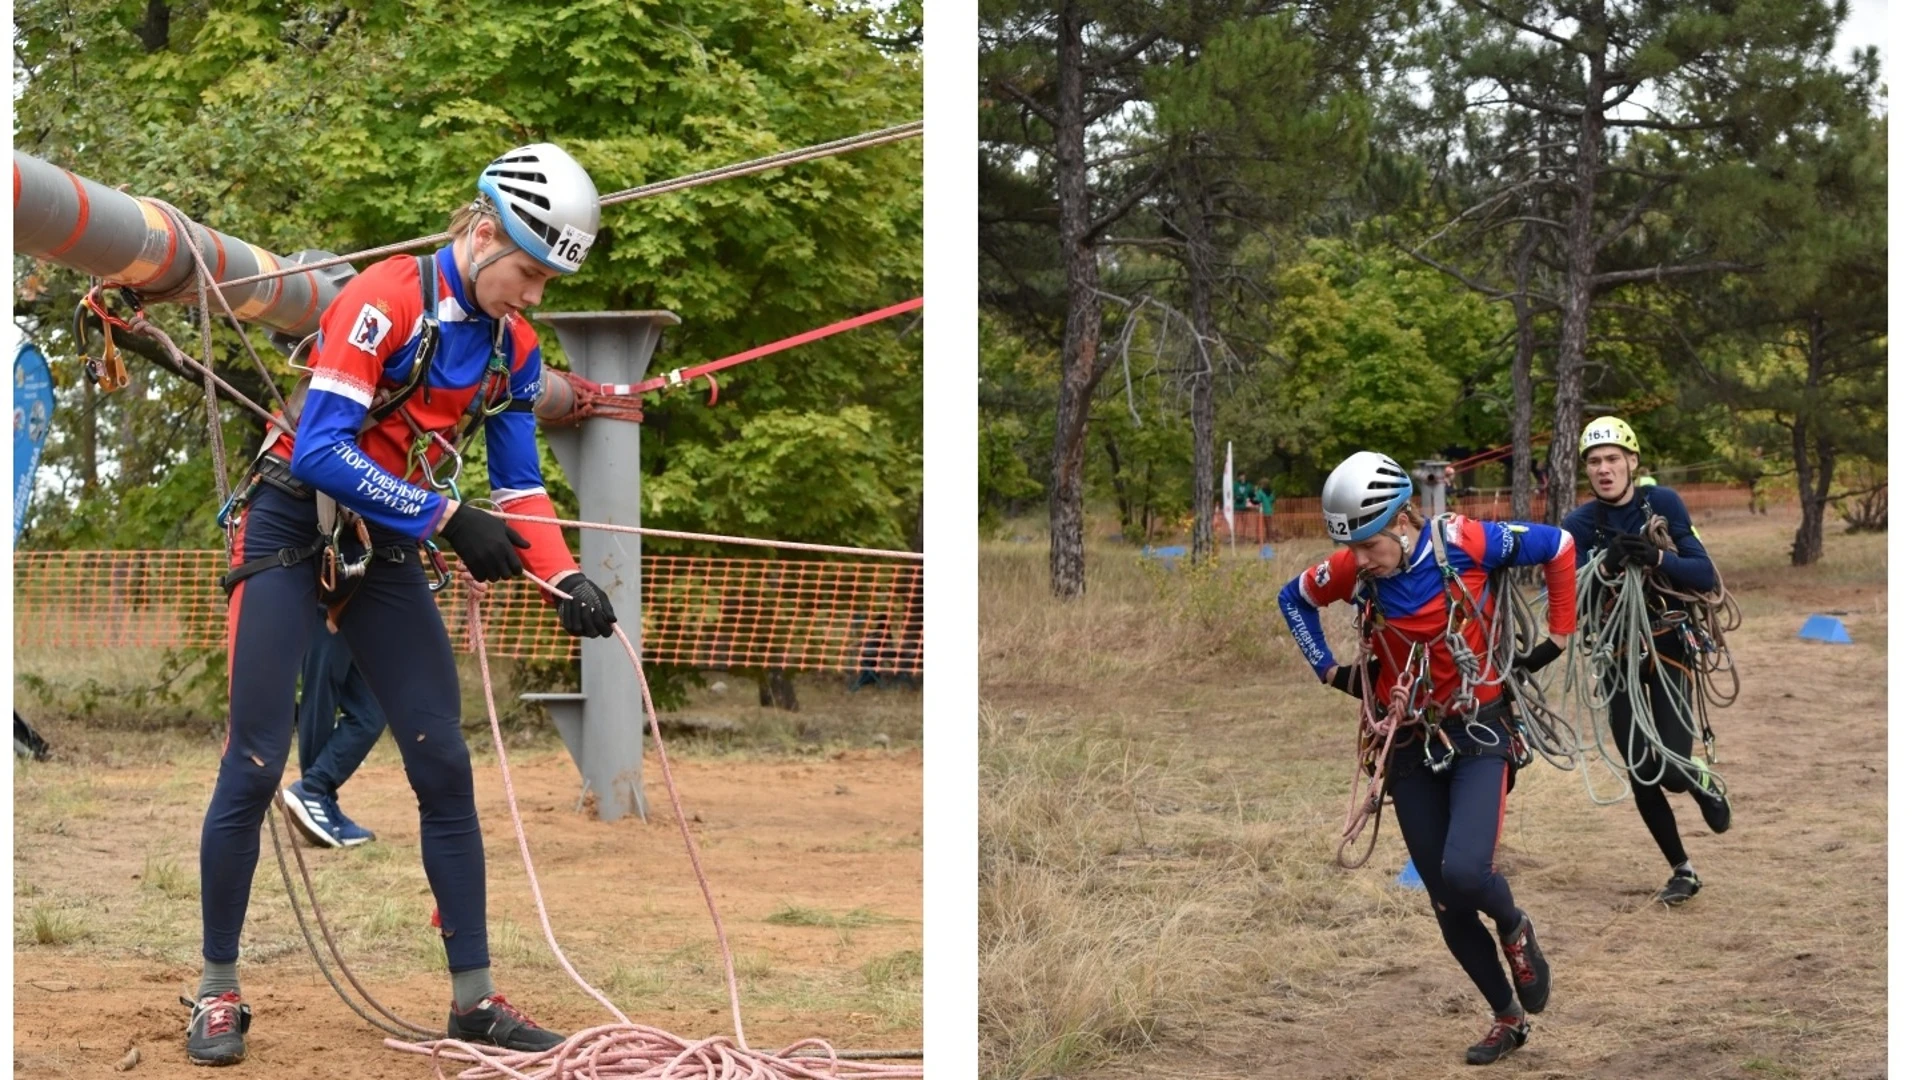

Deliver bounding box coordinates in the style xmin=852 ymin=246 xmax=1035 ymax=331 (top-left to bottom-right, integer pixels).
xmin=439 ymin=502 xmax=530 ymax=582
xmin=554 ymin=572 xmax=617 ymax=638
xmin=1614 ymin=533 xmax=1662 ymax=567
xmin=1516 ymin=639 xmax=1564 ymax=674
xmin=1602 ymin=532 xmax=1659 ymax=573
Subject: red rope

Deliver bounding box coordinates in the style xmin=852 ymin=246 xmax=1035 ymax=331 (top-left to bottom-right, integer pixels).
xmin=613 ymin=298 xmax=923 ymax=397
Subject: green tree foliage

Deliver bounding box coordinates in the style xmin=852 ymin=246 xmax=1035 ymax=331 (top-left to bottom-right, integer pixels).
xmin=1397 ymin=0 xmax=1859 ymax=522
xmin=14 ymin=0 xmax=922 ymax=552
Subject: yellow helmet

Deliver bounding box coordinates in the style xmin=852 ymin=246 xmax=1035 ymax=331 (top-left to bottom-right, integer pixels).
xmin=1580 ymin=416 xmax=1640 ymax=457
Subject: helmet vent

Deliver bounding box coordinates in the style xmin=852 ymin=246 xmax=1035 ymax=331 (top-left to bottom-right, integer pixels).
xmin=497 ymin=182 xmax=554 ymax=211
xmin=511 ymin=205 xmax=560 ymax=246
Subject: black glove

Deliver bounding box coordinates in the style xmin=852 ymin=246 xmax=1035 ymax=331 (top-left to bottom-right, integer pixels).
xmin=554 ymin=572 xmax=617 ymax=638
xmin=1327 ymin=658 xmax=1381 ymax=700
xmin=1605 ymin=532 xmax=1661 ymax=571
xmin=438 ymin=502 xmax=530 ymax=582
xmin=1516 ymin=639 xmax=1564 ymax=674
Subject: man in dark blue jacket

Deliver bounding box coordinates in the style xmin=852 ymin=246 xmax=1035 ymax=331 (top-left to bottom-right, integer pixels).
xmin=1561 ymin=417 xmax=1732 ymax=906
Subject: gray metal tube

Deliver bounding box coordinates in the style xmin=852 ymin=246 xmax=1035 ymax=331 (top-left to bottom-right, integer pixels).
xmin=14 ymin=150 xmax=339 ymax=337
xmin=13 ymin=149 xmax=598 ymax=410
xmin=536 ymin=311 xmax=680 ymax=822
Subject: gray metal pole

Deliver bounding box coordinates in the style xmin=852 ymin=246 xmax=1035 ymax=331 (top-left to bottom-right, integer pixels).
xmin=531 ymin=312 xmax=679 ymax=821
xmin=1415 ymin=459 xmax=1452 ymax=518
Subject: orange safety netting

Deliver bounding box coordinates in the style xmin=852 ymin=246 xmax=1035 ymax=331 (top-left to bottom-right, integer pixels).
xmin=13 ymin=551 xmax=924 ymax=676
xmin=1212 ymin=484 xmax=1773 ymax=544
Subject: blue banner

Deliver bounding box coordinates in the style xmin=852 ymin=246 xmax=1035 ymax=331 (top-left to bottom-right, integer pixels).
xmin=15 ymin=342 xmax=56 ymax=543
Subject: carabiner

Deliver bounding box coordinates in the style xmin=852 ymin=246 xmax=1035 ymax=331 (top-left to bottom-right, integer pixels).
xmin=423 ymin=540 xmax=455 ymax=593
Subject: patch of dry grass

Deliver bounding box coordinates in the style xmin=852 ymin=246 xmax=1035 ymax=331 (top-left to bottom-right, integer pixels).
xmin=980 ymin=509 xmax=1887 ymax=1080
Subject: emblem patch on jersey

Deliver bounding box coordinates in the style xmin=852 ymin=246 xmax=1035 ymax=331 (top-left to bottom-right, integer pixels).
xmin=1444 ymin=516 xmax=1464 ymax=544
xmin=1312 ymin=561 xmax=1331 ymax=588
xmin=348 ymin=303 xmax=394 ymax=355
xmin=1324 ymin=510 xmax=1351 ymax=540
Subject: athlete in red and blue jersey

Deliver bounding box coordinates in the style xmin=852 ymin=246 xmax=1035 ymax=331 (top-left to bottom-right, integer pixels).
xmin=273 ymin=243 xmax=570 ymax=574
xmin=1276 ymin=451 xmax=1577 ymax=1066
xmin=187 ymin=144 xmax=613 ymax=1067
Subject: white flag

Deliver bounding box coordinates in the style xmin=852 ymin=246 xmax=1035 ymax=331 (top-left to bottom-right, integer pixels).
xmin=1222 ymin=441 xmax=1235 ymax=541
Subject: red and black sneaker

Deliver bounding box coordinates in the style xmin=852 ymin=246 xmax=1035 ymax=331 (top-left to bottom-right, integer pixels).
xmin=1465 ymin=1013 xmax=1529 ymax=1066
xmin=1499 ymin=912 xmax=1551 ymax=1014
xmin=182 ymin=991 xmax=251 ymax=1067
xmin=448 ymin=994 xmax=567 ymax=1052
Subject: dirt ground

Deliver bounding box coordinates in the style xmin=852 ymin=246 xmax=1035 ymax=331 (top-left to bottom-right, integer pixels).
xmin=986 ymin=514 xmax=1886 ymax=1080
xmin=13 ymin=704 xmax=923 ymax=1078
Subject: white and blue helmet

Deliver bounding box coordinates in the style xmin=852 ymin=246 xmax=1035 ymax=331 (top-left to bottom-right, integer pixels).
xmin=1321 ymin=451 xmax=1414 ymax=543
xmin=475 ymin=143 xmax=600 ymax=274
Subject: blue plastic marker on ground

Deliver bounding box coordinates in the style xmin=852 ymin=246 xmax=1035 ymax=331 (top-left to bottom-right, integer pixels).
xmin=1397 ymin=857 xmax=1425 ymax=891
xmin=1797 ymin=614 xmax=1852 ymax=644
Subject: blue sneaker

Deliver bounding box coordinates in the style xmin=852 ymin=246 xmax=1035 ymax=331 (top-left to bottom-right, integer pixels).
xmin=280 ymin=779 xmax=344 ymax=849
xmin=326 ymin=795 xmax=375 ymax=847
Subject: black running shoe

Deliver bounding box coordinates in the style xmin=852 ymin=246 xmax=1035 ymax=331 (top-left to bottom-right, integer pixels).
xmin=1465 ymin=1014 xmax=1529 ymax=1066
xmin=182 ymin=991 xmax=250 ymax=1066
xmin=1657 ymin=868 xmax=1702 ymax=906
xmin=1500 ymin=913 xmax=1551 ymax=1015
xmin=447 ymin=994 xmax=567 ymax=1052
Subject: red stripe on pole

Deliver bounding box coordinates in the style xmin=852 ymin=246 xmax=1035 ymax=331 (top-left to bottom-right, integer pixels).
xmin=46 ymin=169 xmax=92 ymax=259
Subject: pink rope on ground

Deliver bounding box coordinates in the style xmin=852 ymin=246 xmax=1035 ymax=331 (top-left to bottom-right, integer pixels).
xmin=490 ymin=511 xmax=923 ymax=561
xmin=384 ymin=573 xmax=923 ymax=1078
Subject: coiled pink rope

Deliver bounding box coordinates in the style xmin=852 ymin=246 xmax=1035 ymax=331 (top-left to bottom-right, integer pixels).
xmin=382 ymin=572 xmax=922 ymax=1077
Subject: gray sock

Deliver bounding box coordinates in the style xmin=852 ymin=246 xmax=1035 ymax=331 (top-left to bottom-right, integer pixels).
xmin=451 ymin=966 xmax=495 ymax=1011
xmin=1497 ymin=995 xmax=1525 ymax=1021
xmin=1674 ymin=860 xmax=1695 ymax=876
xmin=197 ymin=960 xmax=240 ymax=1000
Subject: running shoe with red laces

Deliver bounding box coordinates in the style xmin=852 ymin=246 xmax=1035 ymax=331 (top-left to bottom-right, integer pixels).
xmin=1465 ymin=1013 xmax=1529 ymax=1066
xmin=182 ymin=991 xmax=251 ymax=1066
xmin=447 ymin=994 xmax=567 ymax=1052
xmin=1500 ymin=912 xmax=1551 ymax=1014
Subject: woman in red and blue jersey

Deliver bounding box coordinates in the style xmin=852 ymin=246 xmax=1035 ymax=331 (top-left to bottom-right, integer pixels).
xmin=1277 ymin=451 xmax=1578 ymax=1066
xmin=186 ymin=144 xmax=616 ymax=1066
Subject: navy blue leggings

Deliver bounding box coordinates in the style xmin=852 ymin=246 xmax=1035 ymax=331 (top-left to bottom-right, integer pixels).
xmin=296 ymin=605 xmax=388 ymax=798
xmin=1607 ymin=631 xmax=1699 ymax=869
xmin=201 ymin=485 xmax=488 ymax=971
xmin=1388 ymin=712 xmax=1525 ymax=1013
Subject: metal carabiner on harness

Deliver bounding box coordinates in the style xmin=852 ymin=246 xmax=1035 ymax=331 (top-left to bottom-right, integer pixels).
xmin=331 ymin=514 xmax=375 ymax=582
xmin=1422 ymin=723 xmax=1457 ymax=774
xmin=422 ymin=539 xmax=455 ymax=593
xmin=408 ymin=430 xmax=465 ymax=493
xmin=1464 ymin=710 xmax=1502 ymax=748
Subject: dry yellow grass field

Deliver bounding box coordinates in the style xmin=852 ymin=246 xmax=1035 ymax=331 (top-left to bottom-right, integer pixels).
xmin=981 ymin=508 xmax=1885 ymax=1080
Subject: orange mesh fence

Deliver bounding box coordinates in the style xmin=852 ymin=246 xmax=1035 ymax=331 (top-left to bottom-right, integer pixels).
xmin=1213 ymin=484 xmax=1776 ymax=542
xmin=13 ymin=551 xmax=924 ymax=677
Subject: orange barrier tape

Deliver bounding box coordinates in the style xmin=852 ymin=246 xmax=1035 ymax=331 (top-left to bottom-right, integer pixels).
xmin=1212 ymin=484 xmax=1778 ymax=544
xmin=13 ymin=551 xmax=924 ymax=676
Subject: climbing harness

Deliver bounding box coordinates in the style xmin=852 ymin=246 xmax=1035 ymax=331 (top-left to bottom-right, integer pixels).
xmin=215 ymin=255 xmax=466 ymax=616
xmin=1332 ymin=515 xmax=1580 ymax=868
